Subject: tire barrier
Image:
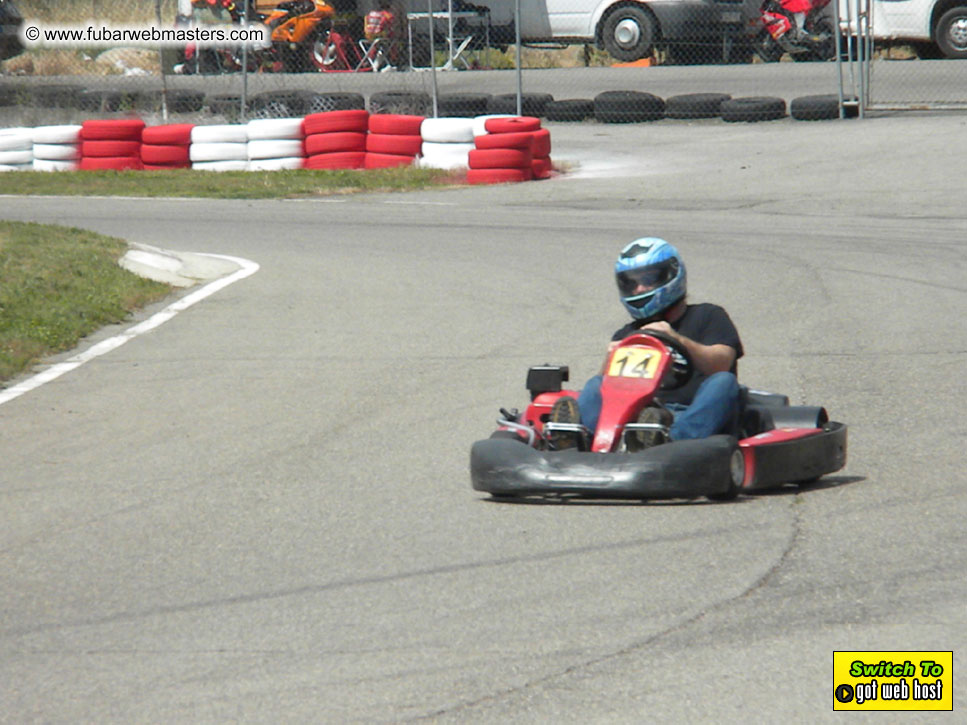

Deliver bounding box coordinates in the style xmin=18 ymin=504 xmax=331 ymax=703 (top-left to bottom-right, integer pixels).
xmin=790 ymin=94 xmax=860 ymax=121
xmin=721 ymin=96 xmax=787 ymax=122
xmin=304 ymin=110 xmax=370 ymax=169
xmin=544 ymin=99 xmax=594 ymax=122
xmin=665 ymin=93 xmax=733 ymax=119
xmin=32 ymin=125 xmax=82 ymax=172
xmin=141 ymin=123 xmax=194 ymax=170
xmin=0 ymin=112 xmax=557 ymax=182
xmin=366 ymin=113 xmax=424 ymax=168
xmin=79 ymin=119 xmax=144 ymax=171
xmin=247 ymin=117 xmax=306 ymax=170
xmin=0 ymin=128 xmax=33 ymax=171
xmin=468 ymin=115 xmax=554 ymax=184
xmin=594 ymin=91 xmax=665 ymax=123
xmin=189 ymin=124 xmax=248 ymax=169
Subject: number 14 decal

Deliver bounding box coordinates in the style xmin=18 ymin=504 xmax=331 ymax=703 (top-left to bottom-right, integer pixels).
xmin=608 ymin=347 xmax=660 ymax=379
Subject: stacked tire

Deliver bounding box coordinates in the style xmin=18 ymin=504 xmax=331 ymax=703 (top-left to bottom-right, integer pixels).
xmin=0 ymin=128 xmax=32 ymax=172
xmin=365 ymin=114 xmax=423 ymax=169
xmin=303 ymin=110 xmax=368 ymax=170
xmin=79 ymin=119 xmax=144 ymax=171
xmin=31 ymin=125 xmax=81 ymax=172
xmin=418 ymin=117 xmax=475 ymax=170
xmin=190 ymin=124 xmax=248 ymax=172
xmin=247 ymin=117 xmax=306 ymax=171
xmin=140 ymin=123 xmax=193 ymax=170
xmin=469 ymin=116 xmax=551 ymax=185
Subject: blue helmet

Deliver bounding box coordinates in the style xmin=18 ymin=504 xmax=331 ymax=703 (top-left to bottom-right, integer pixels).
xmin=615 ymin=238 xmax=687 ymax=320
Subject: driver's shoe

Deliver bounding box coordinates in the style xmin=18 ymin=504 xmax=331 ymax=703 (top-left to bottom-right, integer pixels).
xmin=628 ymin=404 xmax=673 ymax=452
xmin=548 ymin=396 xmax=581 ymax=450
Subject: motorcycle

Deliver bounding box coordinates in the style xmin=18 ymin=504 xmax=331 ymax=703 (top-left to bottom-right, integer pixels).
xmin=754 ymin=0 xmax=837 ymax=62
xmin=179 ymin=0 xmax=335 ymax=74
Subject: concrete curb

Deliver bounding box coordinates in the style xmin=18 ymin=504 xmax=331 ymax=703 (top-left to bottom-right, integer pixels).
xmin=120 ymin=242 xmax=242 ymax=287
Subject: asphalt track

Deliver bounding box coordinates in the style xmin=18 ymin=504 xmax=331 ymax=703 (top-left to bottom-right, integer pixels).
xmin=1 ymin=112 xmax=965 ymax=722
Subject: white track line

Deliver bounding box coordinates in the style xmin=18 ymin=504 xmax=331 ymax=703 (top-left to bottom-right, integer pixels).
xmin=0 ymin=253 xmax=259 ymax=407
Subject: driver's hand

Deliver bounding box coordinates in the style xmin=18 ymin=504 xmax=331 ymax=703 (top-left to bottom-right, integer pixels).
xmin=641 ymin=320 xmax=674 ymax=336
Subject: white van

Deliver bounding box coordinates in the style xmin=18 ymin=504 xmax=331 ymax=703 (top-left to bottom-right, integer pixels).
xmin=407 ymin=0 xmax=754 ymax=62
xmin=839 ymin=0 xmax=967 ymax=58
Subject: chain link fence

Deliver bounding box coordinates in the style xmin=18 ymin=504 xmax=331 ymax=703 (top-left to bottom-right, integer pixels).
xmin=0 ymin=0 xmax=965 ymax=129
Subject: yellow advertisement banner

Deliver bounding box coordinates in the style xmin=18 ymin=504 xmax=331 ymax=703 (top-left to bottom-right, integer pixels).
xmin=833 ymin=651 xmax=952 ymax=711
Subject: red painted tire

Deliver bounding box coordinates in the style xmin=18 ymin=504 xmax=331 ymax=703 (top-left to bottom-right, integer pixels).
xmin=81 ymin=140 xmax=142 ymax=158
xmin=483 ymin=116 xmax=541 ymax=134
xmin=474 ymin=131 xmax=534 ymax=151
xmin=80 ymin=119 xmax=145 ymax=141
xmin=303 ymin=110 xmax=370 ymax=135
xmin=364 ymin=152 xmax=415 ymax=169
xmin=532 ymin=156 xmax=553 ymax=179
xmin=531 ymin=128 xmax=551 ymax=158
xmin=466 ymin=168 xmax=532 ymax=185
xmin=143 ymin=162 xmax=191 ymax=170
xmin=79 ymin=156 xmax=143 ymax=171
xmin=468 ymin=148 xmax=532 ymax=170
xmin=304 ymin=152 xmax=366 ymax=169
xmin=140 ymin=144 xmax=190 ymax=165
xmin=305 ymin=132 xmax=367 ymax=155
xmin=367 ymin=114 xmax=424 ymax=136
xmin=365 ymin=133 xmax=423 ymax=156
xmin=142 ymin=124 xmax=194 ymax=145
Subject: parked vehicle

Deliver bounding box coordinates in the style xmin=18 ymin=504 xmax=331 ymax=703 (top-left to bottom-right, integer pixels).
xmin=404 ymin=0 xmax=755 ymax=64
xmin=0 ymin=0 xmax=23 ymax=62
xmin=838 ymin=0 xmax=967 ymax=59
xmin=755 ymin=0 xmax=836 ymax=61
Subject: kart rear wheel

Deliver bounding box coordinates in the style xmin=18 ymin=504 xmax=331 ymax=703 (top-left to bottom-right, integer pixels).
xmin=707 ymin=446 xmax=744 ymax=501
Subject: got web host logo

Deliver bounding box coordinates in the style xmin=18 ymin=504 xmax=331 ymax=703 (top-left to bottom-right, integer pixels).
xmin=833 ymin=651 xmax=952 ymax=711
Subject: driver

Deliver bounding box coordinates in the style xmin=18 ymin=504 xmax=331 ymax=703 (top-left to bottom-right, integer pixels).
xmin=550 ymin=238 xmax=744 ymax=450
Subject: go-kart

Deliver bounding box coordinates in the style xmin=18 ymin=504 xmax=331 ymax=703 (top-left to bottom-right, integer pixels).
xmin=470 ymin=329 xmax=847 ymax=501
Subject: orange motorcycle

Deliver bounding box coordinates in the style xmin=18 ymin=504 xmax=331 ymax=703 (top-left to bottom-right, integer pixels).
xmin=256 ymin=0 xmax=336 ymax=72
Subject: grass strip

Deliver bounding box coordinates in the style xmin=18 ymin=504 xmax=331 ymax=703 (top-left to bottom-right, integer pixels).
xmin=0 ymin=167 xmax=459 ymax=199
xmin=0 ymin=220 xmax=171 ymax=383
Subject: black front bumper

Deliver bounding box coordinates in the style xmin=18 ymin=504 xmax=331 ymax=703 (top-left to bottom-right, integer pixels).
xmin=470 ymin=435 xmax=737 ymax=500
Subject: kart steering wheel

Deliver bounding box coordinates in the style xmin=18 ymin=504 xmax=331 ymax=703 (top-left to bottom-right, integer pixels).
xmin=628 ymin=323 xmax=694 ymax=390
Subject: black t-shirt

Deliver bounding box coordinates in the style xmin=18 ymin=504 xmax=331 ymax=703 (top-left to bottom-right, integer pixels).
xmin=611 ymin=303 xmax=743 ymax=405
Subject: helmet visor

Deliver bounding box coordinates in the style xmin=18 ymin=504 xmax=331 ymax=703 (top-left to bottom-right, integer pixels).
xmin=616 ymin=259 xmax=679 ymax=297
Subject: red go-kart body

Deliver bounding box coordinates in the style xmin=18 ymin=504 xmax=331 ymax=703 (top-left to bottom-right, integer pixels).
xmin=470 ymin=332 xmax=847 ymax=501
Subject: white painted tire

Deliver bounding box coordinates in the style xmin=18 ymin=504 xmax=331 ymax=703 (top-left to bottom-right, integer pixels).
xmin=191 ymin=160 xmax=250 ymax=172
xmin=471 ymin=114 xmax=515 ymax=138
xmin=189 ymin=142 xmax=249 ymax=162
xmin=0 ymin=162 xmax=32 ymax=172
xmin=32 ymin=143 xmax=80 ymax=161
xmin=190 ymin=124 xmax=248 ymax=144
xmin=420 ymin=117 xmax=475 ymax=143
xmin=246 ymin=117 xmax=305 ymax=140
xmin=247 ymin=156 xmax=305 ymax=171
xmin=0 ymin=130 xmax=32 ymax=151
xmin=31 ymin=124 xmax=82 ymax=144
xmin=247 ymin=138 xmax=304 ymax=160
xmin=33 ymin=158 xmax=79 ymax=172
xmin=418 ymin=141 xmax=473 ymax=169
xmin=0 ymin=149 xmax=33 ymax=164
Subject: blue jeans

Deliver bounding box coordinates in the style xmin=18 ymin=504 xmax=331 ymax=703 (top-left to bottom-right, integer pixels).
xmin=576 ymin=371 xmax=740 ymax=441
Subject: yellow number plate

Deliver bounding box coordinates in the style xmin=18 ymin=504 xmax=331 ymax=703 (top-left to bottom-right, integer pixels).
xmin=607 ymin=346 xmax=660 ymax=379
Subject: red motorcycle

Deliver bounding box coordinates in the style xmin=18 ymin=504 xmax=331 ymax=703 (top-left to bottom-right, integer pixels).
xmin=754 ymin=0 xmax=837 ymax=62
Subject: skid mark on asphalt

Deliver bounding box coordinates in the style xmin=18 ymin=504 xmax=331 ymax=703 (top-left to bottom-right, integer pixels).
xmin=0 ymin=253 xmax=260 ymax=407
